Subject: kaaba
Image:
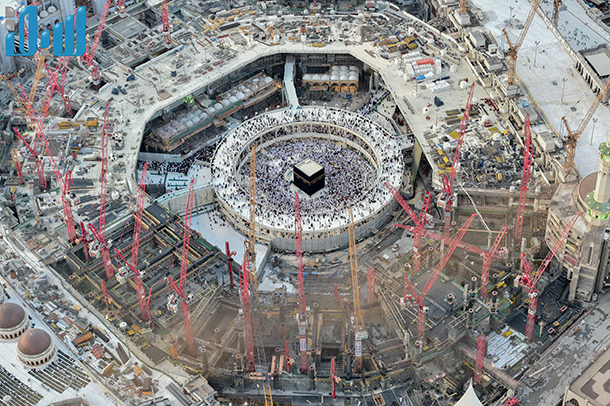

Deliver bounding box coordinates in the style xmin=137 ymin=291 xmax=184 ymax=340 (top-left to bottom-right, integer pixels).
xmin=293 ymin=159 xmax=325 ymax=196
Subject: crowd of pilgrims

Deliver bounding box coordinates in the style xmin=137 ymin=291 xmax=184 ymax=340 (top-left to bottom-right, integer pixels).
xmin=212 ymin=107 xmax=404 ymax=231
xmin=242 ymin=138 xmax=377 ymax=216
xmin=137 ymin=143 xmax=217 ymax=175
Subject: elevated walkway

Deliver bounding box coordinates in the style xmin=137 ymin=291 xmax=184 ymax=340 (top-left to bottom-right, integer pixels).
xmin=284 ymin=56 xmax=299 ymax=108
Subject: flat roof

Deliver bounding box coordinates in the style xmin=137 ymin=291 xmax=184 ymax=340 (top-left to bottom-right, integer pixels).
xmin=295 ymin=159 xmax=323 ymax=177
xmin=569 ymin=345 xmax=610 ymax=406
xmin=585 ymin=51 xmax=610 ymax=78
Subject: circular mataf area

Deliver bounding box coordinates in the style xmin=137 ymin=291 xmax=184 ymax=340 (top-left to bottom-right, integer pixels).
xmin=212 ymin=107 xmax=405 ymax=252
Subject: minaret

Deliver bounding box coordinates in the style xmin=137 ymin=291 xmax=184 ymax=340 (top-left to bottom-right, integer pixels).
xmin=585 ymin=132 xmax=610 ymax=226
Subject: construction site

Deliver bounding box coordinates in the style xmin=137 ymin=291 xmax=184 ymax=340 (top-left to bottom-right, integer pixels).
xmin=3 ymin=0 xmax=610 ymax=405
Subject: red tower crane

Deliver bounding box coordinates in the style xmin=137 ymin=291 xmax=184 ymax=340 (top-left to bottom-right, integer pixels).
xmin=46 ymin=58 xmax=72 ymax=117
xmin=27 ymin=71 xmax=78 ymax=244
xmin=61 ymin=171 xmax=77 ymax=243
xmin=11 ymin=150 xmax=24 ymax=184
xmin=115 ymin=247 xmax=151 ymax=324
xmin=80 ymin=221 xmax=90 ymax=262
xmin=331 ymin=357 xmax=339 ymax=399
xmin=397 ymin=223 xmax=507 ymax=301
xmin=101 ymin=279 xmax=112 ymax=310
xmin=402 ymin=214 xmax=476 ymax=343
xmin=82 ymin=0 xmax=112 ymax=85
xmin=131 ymin=163 xmax=148 ymax=271
xmin=163 ymin=180 xmax=196 ymax=355
xmin=88 ymin=103 xmax=113 ymax=280
xmin=438 ymin=83 xmax=475 ymax=235
xmin=385 ymin=183 xmax=432 ymax=296
xmin=161 ymin=0 xmax=172 ymax=49
xmin=367 ymin=267 xmax=375 ymax=303
xmin=520 ymin=212 xmax=581 ymax=342
xmin=118 ymin=0 xmax=127 ymax=18
xmin=334 ymin=283 xmax=341 ymax=306
xmin=240 ymin=253 xmax=256 ymax=372
xmin=225 ymin=242 xmax=235 ymax=289
xmin=515 ymin=114 xmax=533 ymax=251
xmin=294 ymin=192 xmax=308 ymax=374
xmin=474 ymin=334 xmax=486 ymax=385
xmin=13 ymin=127 xmax=47 ymax=191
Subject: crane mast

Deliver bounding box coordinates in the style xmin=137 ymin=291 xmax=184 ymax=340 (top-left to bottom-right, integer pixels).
xmin=62 ymin=171 xmax=77 ymax=243
xmin=245 ymin=146 xmax=258 ymax=302
xmin=294 ymin=192 xmax=308 ymax=374
xmin=520 ymin=212 xmax=581 ymax=341
xmin=95 ymin=102 xmax=114 ymax=280
xmin=474 ymin=334 xmax=487 ymax=384
xmin=225 ymin=242 xmax=235 ymax=289
xmin=480 ymin=225 xmax=507 ymax=300
xmin=240 ymin=253 xmax=256 ymax=372
xmin=132 ymin=163 xmax=148 ymax=272
xmin=503 ymin=0 xmax=542 ymax=86
xmin=439 ymin=83 xmax=475 ymax=235
xmin=115 ymin=247 xmax=151 ymax=323
xmin=348 ymin=206 xmax=366 ymax=373
xmin=101 ymin=279 xmax=111 ymax=310
xmin=515 ymin=114 xmax=533 ymax=251
xmin=179 ymin=180 xmax=195 ymax=354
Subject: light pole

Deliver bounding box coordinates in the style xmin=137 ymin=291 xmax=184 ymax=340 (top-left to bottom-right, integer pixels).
xmin=256 ymin=384 xmax=260 ymax=399
xmin=561 ymin=78 xmax=568 ymax=104
xmin=534 ymin=41 xmax=540 ymax=67
xmin=591 ymin=118 xmax=598 ymax=146
xmin=508 ymin=7 xmax=514 ymax=31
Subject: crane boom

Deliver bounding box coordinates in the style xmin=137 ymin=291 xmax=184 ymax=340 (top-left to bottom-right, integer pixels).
xmin=503 ymin=0 xmax=542 ymax=86
xmin=83 ymin=0 xmax=111 ymax=84
xmin=421 ymin=214 xmax=476 ymax=298
xmin=162 ymin=0 xmax=172 ymax=48
xmin=348 ymin=205 xmax=366 ymax=373
xmin=563 ymin=76 xmax=610 ymax=174
xmin=531 ymin=212 xmax=581 ymax=288
xmin=403 ymin=214 xmax=476 ymax=343
xmin=13 ymin=127 xmax=47 ymax=191
xmin=440 ymin=83 xmax=475 ymax=235
xmin=348 ymin=206 xmax=363 ymax=330
xmin=520 ymin=212 xmax=581 ymax=341
xmin=99 ymin=103 xmax=109 ymax=243
xmin=28 ymin=53 xmax=46 ymax=113
xmin=245 ymin=146 xmax=258 ymax=302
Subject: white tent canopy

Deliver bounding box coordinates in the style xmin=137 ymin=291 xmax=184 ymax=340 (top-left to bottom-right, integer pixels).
xmin=455 ymin=382 xmax=484 ymax=406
